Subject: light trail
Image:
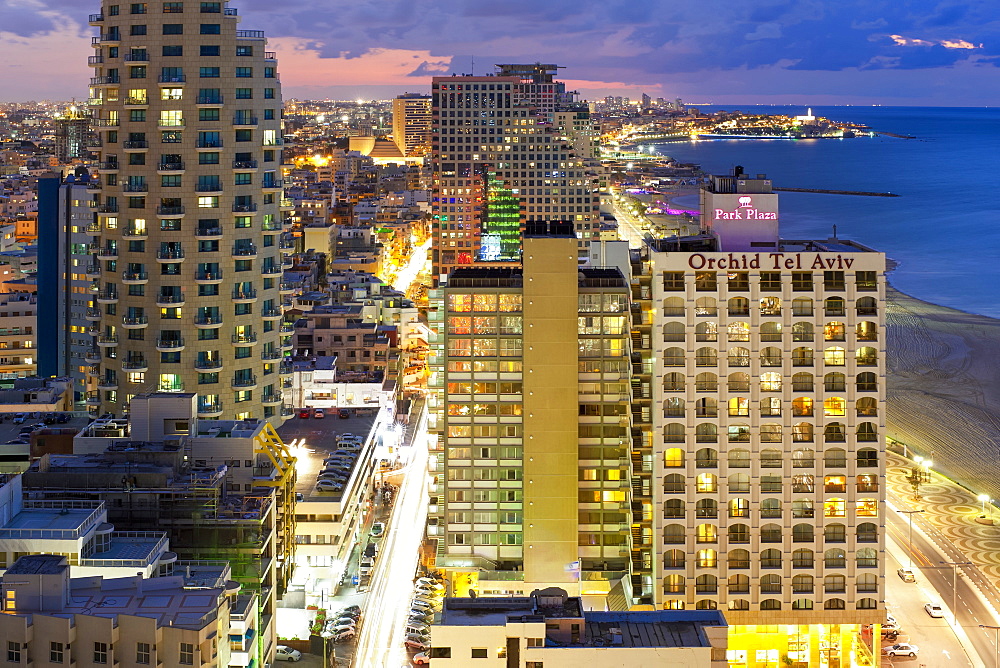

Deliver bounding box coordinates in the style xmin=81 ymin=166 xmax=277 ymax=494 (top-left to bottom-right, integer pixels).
xmin=391 ymin=239 xmax=431 ymax=293
xmin=352 ymin=406 xmax=430 ymax=667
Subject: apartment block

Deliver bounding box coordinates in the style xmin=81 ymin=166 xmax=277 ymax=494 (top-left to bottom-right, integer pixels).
xmin=85 ymin=0 xmax=291 ymax=420
xmin=427 ymin=227 xmax=633 ymax=604
xmin=391 ymin=93 xmax=432 ymax=158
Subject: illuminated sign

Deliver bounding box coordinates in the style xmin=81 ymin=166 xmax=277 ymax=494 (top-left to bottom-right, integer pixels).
xmin=714 ymin=195 xmax=777 ymax=221
xmin=688 ymin=252 xmax=858 ymax=270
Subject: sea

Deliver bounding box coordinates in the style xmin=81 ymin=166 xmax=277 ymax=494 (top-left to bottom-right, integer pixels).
xmin=644 ymin=106 xmax=1000 ymax=318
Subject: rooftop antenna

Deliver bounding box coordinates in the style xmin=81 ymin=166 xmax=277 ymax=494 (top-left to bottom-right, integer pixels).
xmin=832 ymin=224 xmax=838 ymax=238
xmin=471 ymin=55 xmax=474 ymax=76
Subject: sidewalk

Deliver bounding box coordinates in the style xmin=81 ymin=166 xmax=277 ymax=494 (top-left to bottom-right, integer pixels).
xmin=887 ymin=450 xmax=1000 ymax=597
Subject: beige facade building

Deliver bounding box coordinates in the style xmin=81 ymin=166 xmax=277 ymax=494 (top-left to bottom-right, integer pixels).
xmin=86 ymin=0 xmax=291 ymax=421
xmin=391 ymin=93 xmax=431 ymax=158
xmin=428 ymin=228 xmax=634 ymax=603
xmin=642 ymin=171 xmax=886 ymax=667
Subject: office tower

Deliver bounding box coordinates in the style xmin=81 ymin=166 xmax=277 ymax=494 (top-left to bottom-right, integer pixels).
xmin=37 ymin=170 xmax=98 ymax=397
xmin=430 ymin=64 xmax=600 ymax=279
xmin=427 ymin=225 xmax=634 ymax=602
xmin=86 ymin=0 xmax=290 ymax=420
xmin=54 ymin=109 xmax=92 ymax=163
xmin=643 ymin=170 xmax=885 ymax=666
xmin=391 ymin=92 xmax=431 ymax=157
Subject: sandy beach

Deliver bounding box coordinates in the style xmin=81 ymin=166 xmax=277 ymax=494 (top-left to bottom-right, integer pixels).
xmin=886 ymin=285 xmax=1000 ymax=498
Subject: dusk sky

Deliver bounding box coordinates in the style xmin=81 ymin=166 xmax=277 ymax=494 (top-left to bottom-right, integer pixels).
xmin=1 ymin=0 xmax=997 ymax=105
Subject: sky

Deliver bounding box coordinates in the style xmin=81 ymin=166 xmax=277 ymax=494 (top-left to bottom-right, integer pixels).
xmin=1 ymin=0 xmax=998 ymax=105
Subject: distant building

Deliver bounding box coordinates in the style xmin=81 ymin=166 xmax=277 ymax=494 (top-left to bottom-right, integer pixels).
xmin=392 ymin=93 xmax=432 ymax=157
xmin=53 ymin=110 xmax=91 ymax=163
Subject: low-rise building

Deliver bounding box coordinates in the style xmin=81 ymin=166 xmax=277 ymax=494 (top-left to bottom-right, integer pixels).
xmin=430 ymin=588 xmax=728 ymax=667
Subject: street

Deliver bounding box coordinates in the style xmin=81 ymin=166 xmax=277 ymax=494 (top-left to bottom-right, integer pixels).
xmin=352 ymin=404 xmax=430 ymax=668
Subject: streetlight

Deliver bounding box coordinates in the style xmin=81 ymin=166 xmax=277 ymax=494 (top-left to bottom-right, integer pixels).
xmin=898 ymin=509 xmax=924 ymax=568
xmin=979 ymin=494 xmax=992 ymax=520
xmin=907 ymin=457 xmax=933 ymax=499
xmin=980 ymin=624 xmax=1000 ymax=668
xmin=941 ymin=561 xmax=973 ymax=626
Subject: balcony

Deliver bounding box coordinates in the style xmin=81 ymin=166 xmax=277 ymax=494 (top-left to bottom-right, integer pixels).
xmin=197 ymin=95 xmax=224 ymax=105
xmin=124 ymin=96 xmax=149 ymax=107
xmin=85 ymin=350 xmax=102 ymax=364
xmin=196 ymin=140 xmax=224 ymax=149
xmin=96 ymin=290 xmax=119 ymax=304
xmin=86 ymin=308 xmax=103 ymax=321
xmin=87 ymin=55 xmax=104 ymax=65
xmin=122 ymin=358 xmax=149 ymax=371
xmin=158 ymin=119 xmax=186 ymax=130
xmin=86 ymin=391 xmax=102 ymax=405
xmin=232 ymin=333 xmax=258 ymax=345
xmin=279 ymin=323 xmax=294 ymax=334
xmin=194 ymin=316 xmax=223 ymax=329
xmin=96 ymin=334 xmax=119 ymax=347
xmin=194 ymin=359 xmax=223 ymax=371
xmin=90 ymin=76 xmax=120 ymax=85
xmin=196 ymin=183 xmax=223 ymax=194
xmin=194 ymin=271 xmax=223 ymax=284
xmin=156 ymin=294 xmax=185 ymax=307
xmin=121 ymin=271 xmax=149 ymax=284
xmin=123 ymin=140 xmax=149 ymax=150
xmin=262 ymin=180 xmax=283 ymax=190
xmin=122 ymin=226 xmax=149 ymax=238
xmin=194 ymin=227 xmax=223 ymax=239
xmin=89 ymin=13 xmax=104 ymax=22
xmin=97 ymin=203 xmax=118 ymax=213
xmin=121 ymin=315 xmax=149 ymax=329
xmin=224 ymin=7 xmax=238 ymax=14
xmin=158 ymin=74 xmax=186 ymax=83
xmin=157 ymin=161 xmax=184 ymax=172
xmin=279 ymin=361 xmax=293 ymax=375
xmin=278 ymin=238 xmax=294 ymax=248
xmin=231 ymin=245 xmax=258 ymax=258
xmin=261 ymin=391 xmax=282 ymax=405
xmin=124 ymin=54 xmax=150 ymax=62
xmin=198 ymin=402 xmax=224 ymax=417
xmin=260 ymin=350 xmax=282 ymax=361
xmin=156 ymin=337 xmax=185 ymax=352
xmin=95 ymin=246 xmax=118 ymax=259
xmin=231 ymin=375 xmax=258 ymax=389
xmin=85 ymin=264 xmax=102 ymax=278
xmin=279 ymin=198 xmax=294 ymax=210
xmin=156 ymin=249 xmax=185 ymax=262
xmin=262 ymin=219 xmax=283 ymax=232
xmin=99 ymin=161 xmax=119 ymax=171
xmin=264 ymin=51 xmax=276 ymax=60
xmin=157 ymin=205 xmax=185 ymax=216
xmin=233 ymin=116 xmax=258 ymax=126
xmin=233 ymin=160 xmax=257 ymax=169
xmin=236 ymin=30 xmax=264 ymax=37
xmin=232 ymin=203 xmax=257 ymax=212
xmin=87 ymin=97 xmax=104 ymax=106
xmin=262 ymin=138 xmax=283 ymax=147
xmin=232 ymin=289 xmax=257 ymax=302
xmin=261 ymin=308 xmax=282 ymax=320
xmin=261 ymin=265 xmax=282 ymax=275
xmin=278 ymin=282 xmax=297 ymax=294
xmin=122 ymin=183 xmax=148 ymax=192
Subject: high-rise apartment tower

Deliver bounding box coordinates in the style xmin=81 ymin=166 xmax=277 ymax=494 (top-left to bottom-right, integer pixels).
xmin=86 ymin=0 xmax=291 ymax=420
xmin=391 ymin=93 xmax=432 ymax=158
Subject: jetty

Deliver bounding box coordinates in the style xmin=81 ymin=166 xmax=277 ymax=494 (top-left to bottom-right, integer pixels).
xmin=774 ymin=187 xmax=899 ymax=198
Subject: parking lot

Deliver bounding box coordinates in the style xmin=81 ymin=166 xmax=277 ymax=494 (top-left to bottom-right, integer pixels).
xmin=276 ymin=409 xmax=378 ymax=498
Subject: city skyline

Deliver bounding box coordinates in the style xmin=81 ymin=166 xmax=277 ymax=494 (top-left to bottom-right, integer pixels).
xmin=2 ymin=0 xmax=998 ymax=105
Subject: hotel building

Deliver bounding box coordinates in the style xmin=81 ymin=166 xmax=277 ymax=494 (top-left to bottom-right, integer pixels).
xmin=427 ymin=225 xmax=636 ymax=604
xmin=640 ymin=170 xmax=885 ymax=667
xmin=85 ymin=0 xmax=291 ymax=421
xmin=430 ymin=64 xmax=600 ymax=278
xmin=391 ymin=92 xmax=432 ymax=158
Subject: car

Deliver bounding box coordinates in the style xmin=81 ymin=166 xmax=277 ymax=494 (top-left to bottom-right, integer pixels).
xmin=298 ymin=408 xmax=311 ymax=419
xmin=316 ymin=479 xmax=344 ymax=492
xmin=339 ymin=408 xmax=350 ymax=419
xmin=370 ymin=522 xmax=385 ymax=537
xmin=295 ymin=492 xmax=304 ymax=502
xmin=333 ymin=623 xmax=357 ymax=634
xmin=411 ymin=600 xmax=435 ymax=611
xmin=897 ymin=568 xmax=916 ymax=582
xmin=318 ymin=475 xmax=346 ymax=484
xmin=330 ymin=450 xmax=357 ymax=458
xmin=11 ymin=413 xmax=26 ymax=424
xmin=332 ymin=630 xmax=356 ymax=644
xmin=404 ymin=640 xmax=428 ymax=652
xmin=275 ymin=646 xmax=302 ymax=662
xmin=412 ymin=653 xmax=430 ymax=665
xmin=884 ymin=643 xmax=919 ymax=657
xmin=341 ymin=605 xmax=361 ymax=615
xmin=313 ymin=409 xmax=325 ymax=419
xmin=924 ymin=603 xmax=944 ymax=618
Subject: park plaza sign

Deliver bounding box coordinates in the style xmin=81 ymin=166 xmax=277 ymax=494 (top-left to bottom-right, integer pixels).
xmin=713 ymin=195 xmax=777 ymax=221
xmin=688 ymin=252 xmax=859 ymax=270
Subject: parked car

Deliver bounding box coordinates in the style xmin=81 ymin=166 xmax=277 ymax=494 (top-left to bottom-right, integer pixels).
xmin=333 ymin=623 xmax=357 ymax=634
xmin=313 ymin=408 xmax=325 ymax=419
xmin=897 ymin=568 xmax=916 ymax=582
xmin=884 ymin=643 xmax=919 ymax=657
xmin=338 ymin=408 xmax=350 ymax=419
xmin=298 ymin=408 xmax=311 ymax=419
xmin=275 ymin=646 xmax=302 ymax=662
xmin=370 ymin=522 xmax=385 ymax=537
xmin=924 ymin=603 xmax=944 ymax=618
xmin=411 ymin=599 xmax=435 ymax=611
xmin=316 ymin=479 xmax=344 ymax=492
xmin=403 ymin=640 xmax=428 ymax=652
xmin=11 ymin=413 xmax=26 ymax=424
xmin=332 ymin=629 xmax=356 ymax=643
xmin=412 ymin=653 xmax=430 ymax=665
xmin=341 ymin=605 xmax=361 ymax=615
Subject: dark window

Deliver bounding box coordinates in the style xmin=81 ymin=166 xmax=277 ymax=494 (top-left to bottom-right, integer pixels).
xmin=235 ymin=67 xmax=252 ymax=78
xmin=264 ymin=108 xmax=274 ymax=119
xmin=163 ymin=23 xmax=183 ymax=34
xmin=235 ymin=129 xmax=252 ymax=142
xmin=199 ymin=23 xmax=220 ymax=33
xmin=162 ymin=2 xmax=183 ymax=12
xmin=130 ymin=24 xmax=147 ymax=35
xmin=199 ymin=108 xmax=219 ymax=121
xmin=235 ymin=88 xmax=252 ymax=99
xmin=662 ymin=271 xmax=685 ymax=291
xmin=200 ymin=45 xmax=220 ymax=56
xmin=264 ymin=88 xmax=275 ymax=99
xmin=199 ymin=152 xmax=220 ymax=164
xmin=236 ymin=45 xmax=253 ymax=56
xmin=162 ymin=45 xmax=182 ymax=56
xmin=235 ymin=173 xmax=251 ymax=185
xmin=264 ymin=67 xmax=275 ymax=78
xmin=200 ymin=67 xmax=220 ymax=78
xmin=130 ymin=3 xmax=147 ymax=12
xmin=130 ymin=65 xmax=146 ymax=78
xmin=200 ymin=1 xmax=220 ymax=10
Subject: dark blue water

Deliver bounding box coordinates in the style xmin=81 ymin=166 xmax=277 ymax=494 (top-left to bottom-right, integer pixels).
xmin=648 ymin=106 xmax=1000 ymax=317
